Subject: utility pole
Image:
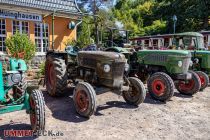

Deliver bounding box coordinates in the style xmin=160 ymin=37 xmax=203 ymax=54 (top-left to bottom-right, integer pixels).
xmin=93 ymin=0 xmax=99 ymax=46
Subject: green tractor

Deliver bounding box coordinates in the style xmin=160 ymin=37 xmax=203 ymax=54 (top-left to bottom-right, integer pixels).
xmin=105 ymin=47 xmax=201 ymax=102
xmin=0 ymin=57 xmax=45 ymax=132
xmin=173 ymin=32 xmax=210 ymax=90
xmin=45 ymin=46 xmax=146 ymax=118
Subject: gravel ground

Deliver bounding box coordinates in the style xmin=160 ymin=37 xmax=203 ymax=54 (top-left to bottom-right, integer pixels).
xmin=0 ymin=86 xmax=210 ymax=140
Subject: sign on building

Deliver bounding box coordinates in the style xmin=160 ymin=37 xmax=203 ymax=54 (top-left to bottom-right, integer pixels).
xmin=0 ymin=9 xmax=42 ymax=22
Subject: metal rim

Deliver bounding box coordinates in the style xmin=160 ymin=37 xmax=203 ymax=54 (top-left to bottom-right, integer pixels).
xmin=178 ymin=79 xmax=195 ymax=91
xmin=198 ymin=74 xmax=205 ymax=87
xmin=127 ymin=84 xmax=138 ymax=99
xmin=75 ymin=90 xmax=89 ymax=112
xmin=152 ymin=79 xmax=165 ymax=96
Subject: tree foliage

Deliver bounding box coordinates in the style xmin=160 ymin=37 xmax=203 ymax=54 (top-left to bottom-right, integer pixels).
xmin=113 ymin=0 xmax=210 ymax=37
xmin=76 ymin=0 xmax=210 ymax=46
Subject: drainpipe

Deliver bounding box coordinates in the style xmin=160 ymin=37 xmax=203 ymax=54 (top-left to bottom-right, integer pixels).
xmin=74 ymin=20 xmax=82 ymax=41
xmin=52 ymin=11 xmax=55 ymax=50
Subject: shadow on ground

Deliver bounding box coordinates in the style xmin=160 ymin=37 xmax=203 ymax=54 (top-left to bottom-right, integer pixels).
xmin=143 ymin=93 xmax=167 ymax=105
xmin=173 ymin=92 xmax=193 ymax=98
xmin=42 ymin=87 xmax=144 ymax=121
xmin=0 ymin=123 xmax=35 ymax=140
xmin=95 ymin=101 xmax=138 ymax=116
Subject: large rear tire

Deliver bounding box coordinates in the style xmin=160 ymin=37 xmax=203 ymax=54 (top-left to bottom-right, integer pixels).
xmin=45 ymin=55 xmax=68 ymax=96
xmin=29 ymin=90 xmax=45 ymax=132
xmin=176 ymin=71 xmax=201 ymax=95
xmin=195 ymin=71 xmax=209 ymax=91
xmin=122 ymin=77 xmax=146 ymax=106
xmin=73 ymin=82 xmax=96 ymax=118
xmin=147 ymin=72 xmax=174 ymax=102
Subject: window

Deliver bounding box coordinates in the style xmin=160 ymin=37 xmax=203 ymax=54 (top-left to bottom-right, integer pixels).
xmin=13 ymin=20 xmax=29 ymax=35
xmin=0 ymin=19 xmax=6 ymax=52
xmin=144 ymin=40 xmax=149 ymax=48
xmin=35 ymin=23 xmax=49 ymax=53
xmin=164 ymin=38 xmax=169 ymax=48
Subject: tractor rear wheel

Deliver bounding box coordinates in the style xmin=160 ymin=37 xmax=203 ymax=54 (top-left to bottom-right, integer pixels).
xmin=195 ymin=71 xmax=209 ymax=91
xmin=29 ymin=90 xmax=45 ymax=132
xmin=122 ymin=77 xmax=146 ymax=106
xmin=73 ymin=82 xmax=96 ymax=118
xmin=148 ymin=72 xmax=174 ymax=102
xmin=45 ymin=55 xmax=68 ymax=96
xmin=176 ymin=71 xmax=201 ymax=95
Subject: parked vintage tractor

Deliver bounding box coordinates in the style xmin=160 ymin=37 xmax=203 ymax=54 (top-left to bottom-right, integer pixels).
xmin=105 ymin=47 xmax=201 ymax=101
xmin=45 ymin=47 xmax=146 ymax=118
xmin=0 ymin=57 xmax=45 ymax=132
xmin=173 ymin=32 xmax=210 ymax=90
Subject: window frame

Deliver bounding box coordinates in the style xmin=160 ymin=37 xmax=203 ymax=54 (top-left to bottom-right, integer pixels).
xmin=34 ymin=22 xmax=49 ymax=55
xmin=12 ymin=20 xmax=29 ymax=35
xmin=0 ymin=18 xmax=7 ymax=54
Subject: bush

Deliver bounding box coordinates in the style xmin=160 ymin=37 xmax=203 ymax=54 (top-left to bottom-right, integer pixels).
xmin=5 ymin=32 xmax=36 ymax=62
xmin=39 ymin=62 xmax=45 ymax=76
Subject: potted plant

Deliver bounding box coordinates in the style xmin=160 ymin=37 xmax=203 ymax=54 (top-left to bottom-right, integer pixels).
xmin=5 ymin=31 xmax=36 ymax=62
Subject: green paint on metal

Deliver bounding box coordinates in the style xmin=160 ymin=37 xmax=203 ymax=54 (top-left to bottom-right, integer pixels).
xmin=138 ymin=50 xmax=190 ymax=55
xmin=0 ymin=62 xmax=5 ymax=101
xmin=173 ymin=32 xmax=210 ymax=76
xmin=24 ymin=92 xmax=31 ymax=112
xmin=0 ymin=104 xmax=26 ymax=114
xmin=137 ymin=50 xmax=191 ymax=74
xmin=10 ymin=58 xmax=27 ymax=71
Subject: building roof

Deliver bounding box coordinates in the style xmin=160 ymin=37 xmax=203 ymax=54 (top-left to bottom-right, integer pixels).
xmin=0 ymin=0 xmax=81 ymax=14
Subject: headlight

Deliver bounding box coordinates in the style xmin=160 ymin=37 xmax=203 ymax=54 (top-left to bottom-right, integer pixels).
xmin=104 ymin=64 xmax=111 ymax=73
xmin=189 ymin=60 xmax=193 ymax=67
xmin=178 ymin=61 xmax=182 ymax=67
xmin=125 ymin=63 xmax=130 ymax=72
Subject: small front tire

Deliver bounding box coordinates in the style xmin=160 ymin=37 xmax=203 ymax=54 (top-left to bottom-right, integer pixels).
xmin=123 ymin=77 xmax=146 ymax=106
xmin=73 ymin=82 xmax=96 ymax=118
xmin=29 ymin=90 xmax=45 ymax=132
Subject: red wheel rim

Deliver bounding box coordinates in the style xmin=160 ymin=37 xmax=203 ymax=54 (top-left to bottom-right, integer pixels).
xmin=178 ymin=79 xmax=195 ymax=91
xmin=75 ymin=90 xmax=89 ymax=112
xmin=47 ymin=63 xmax=55 ymax=89
xmin=152 ymin=79 xmax=165 ymax=96
xmin=198 ymin=75 xmax=205 ymax=87
xmin=30 ymin=97 xmax=36 ymax=126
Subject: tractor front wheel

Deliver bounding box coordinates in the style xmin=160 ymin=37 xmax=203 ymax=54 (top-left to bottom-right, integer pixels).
xmin=122 ymin=77 xmax=146 ymax=106
xmin=176 ymin=71 xmax=201 ymax=95
xmin=73 ymin=82 xmax=96 ymax=118
xmin=195 ymin=71 xmax=209 ymax=91
xmin=29 ymin=90 xmax=45 ymax=132
xmin=148 ymin=72 xmax=174 ymax=102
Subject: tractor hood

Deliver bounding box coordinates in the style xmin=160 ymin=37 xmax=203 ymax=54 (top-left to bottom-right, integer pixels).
xmin=77 ymin=51 xmax=126 ymax=69
xmin=137 ymin=50 xmax=190 ymax=56
xmin=78 ymin=51 xmax=126 ymax=60
xmin=137 ymin=50 xmax=191 ymax=74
